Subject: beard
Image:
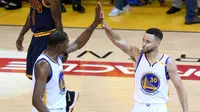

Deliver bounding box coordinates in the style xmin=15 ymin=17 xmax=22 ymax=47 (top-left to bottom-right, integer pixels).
xmin=143 ymin=48 xmax=154 ymax=54
xmin=142 ymin=45 xmax=156 ymax=54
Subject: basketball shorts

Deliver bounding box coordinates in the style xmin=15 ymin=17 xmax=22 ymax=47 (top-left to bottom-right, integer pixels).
xmin=131 ymin=102 xmax=168 ymax=112
xmin=32 ymin=91 xmax=79 ymax=112
xmin=66 ymin=91 xmax=79 ymax=112
xmin=26 ymin=35 xmax=49 ymax=80
xmin=32 ymin=107 xmax=66 ymax=112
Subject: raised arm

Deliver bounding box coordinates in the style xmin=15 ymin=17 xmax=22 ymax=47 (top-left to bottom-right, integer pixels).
xmin=167 ymin=58 xmax=188 ymax=112
xmin=66 ymin=3 xmax=103 ymax=54
xmin=16 ymin=13 xmax=31 ymax=51
xmin=101 ymin=21 xmax=141 ymax=62
xmin=32 ymin=60 xmax=51 ymax=112
xmin=49 ymin=0 xmax=63 ymax=31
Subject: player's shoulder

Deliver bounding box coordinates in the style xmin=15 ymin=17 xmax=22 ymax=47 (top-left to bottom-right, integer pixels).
xmin=36 ymin=59 xmax=50 ymax=68
xmin=35 ymin=55 xmax=50 ymax=68
xmin=164 ymin=55 xmax=177 ymax=71
xmin=161 ymin=54 xmax=171 ymax=61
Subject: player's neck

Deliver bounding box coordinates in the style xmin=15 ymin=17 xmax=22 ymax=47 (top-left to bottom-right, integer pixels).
xmin=145 ymin=48 xmax=160 ymax=61
xmin=44 ymin=48 xmax=60 ymax=63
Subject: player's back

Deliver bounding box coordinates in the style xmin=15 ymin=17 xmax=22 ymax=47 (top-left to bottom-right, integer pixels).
xmin=29 ymin=0 xmax=56 ymax=36
xmin=32 ymin=54 xmax=67 ymax=111
xmin=134 ymin=52 xmax=170 ymax=104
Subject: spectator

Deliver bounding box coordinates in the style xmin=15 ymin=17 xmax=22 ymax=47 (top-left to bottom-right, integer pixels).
xmin=185 ymin=0 xmax=200 ymax=24
xmin=61 ymin=0 xmax=85 ymax=13
xmin=167 ymin=0 xmax=200 ymax=14
xmin=109 ymin=0 xmax=130 ymax=17
xmin=197 ymin=0 xmax=200 ymax=15
xmin=0 ymin=0 xmax=22 ymax=10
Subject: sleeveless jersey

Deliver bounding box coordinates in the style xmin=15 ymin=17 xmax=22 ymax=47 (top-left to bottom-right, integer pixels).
xmin=29 ymin=0 xmax=55 ymax=36
xmin=32 ymin=54 xmax=67 ymax=111
xmin=134 ymin=52 xmax=170 ymax=104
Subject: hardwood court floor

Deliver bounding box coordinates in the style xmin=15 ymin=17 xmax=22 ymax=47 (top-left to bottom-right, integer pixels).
xmin=0 ymin=26 xmax=200 ymax=112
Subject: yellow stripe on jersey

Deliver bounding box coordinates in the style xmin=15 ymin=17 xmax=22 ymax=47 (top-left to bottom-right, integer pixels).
xmin=157 ymin=60 xmax=167 ymax=66
xmin=34 ymin=29 xmax=56 ymax=37
xmin=26 ymin=74 xmax=32 ymax=78
xmin=44 ymin=89 xmax=47 ymax=104
xmin=42 ymin=0 xmax=50 ymax=8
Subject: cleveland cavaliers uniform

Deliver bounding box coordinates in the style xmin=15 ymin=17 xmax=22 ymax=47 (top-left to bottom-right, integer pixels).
xmin=131 ymin=52 xmax=170 ymax=112
xmin=32 ymin=54 xmax=67 ymax=112
xmin=26 ymin=0 xmax=56 ymax=79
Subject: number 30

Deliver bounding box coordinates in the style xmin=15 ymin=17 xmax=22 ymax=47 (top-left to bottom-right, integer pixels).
xmin=150 ymin=77 xmax=157 ymax=83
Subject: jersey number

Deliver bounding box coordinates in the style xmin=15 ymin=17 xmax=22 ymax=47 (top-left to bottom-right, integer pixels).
xmin=150 ymin=77 xmax=157 ymax=83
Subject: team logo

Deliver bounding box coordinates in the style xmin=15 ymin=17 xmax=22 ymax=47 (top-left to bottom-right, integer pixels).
xmin=59 ymin=72 xmax=66 ymax=94
xmin=140 ymin=72 xmax=160 ymax=95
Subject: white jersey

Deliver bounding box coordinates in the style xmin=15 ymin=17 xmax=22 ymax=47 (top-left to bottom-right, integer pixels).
xmin=134 ymin=52 xmax=170 ymax=104
xmin=32 ymin=54 xmax=67 ymax=111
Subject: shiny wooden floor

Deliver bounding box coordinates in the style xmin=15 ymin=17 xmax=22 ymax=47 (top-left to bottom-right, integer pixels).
xmin=0 ymin=26 xmax=200 ymax=112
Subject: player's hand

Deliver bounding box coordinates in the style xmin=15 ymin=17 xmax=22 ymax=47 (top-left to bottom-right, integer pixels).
xmin=101 ymin=20 xmax=112 ymax=32
xmin=101 ymin=12 xmax=112 ymax=31
xmin=101 ymin=11 xmax=106 ymax=28
xmin=93 ymin=2 xmax=103 ymax=27
xmin=16 ymin=35 xmax=24 ymax=52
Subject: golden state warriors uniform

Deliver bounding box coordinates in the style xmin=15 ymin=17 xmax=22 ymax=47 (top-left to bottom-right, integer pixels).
xmin=131 ymin=52 xmax=170 ymax=112
xmin=32 ymin=54 xmax=67 ymax=112
xmin=26 ymin=0 xmax=56 ymax=79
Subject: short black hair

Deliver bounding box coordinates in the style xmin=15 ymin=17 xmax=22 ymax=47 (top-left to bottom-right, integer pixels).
xmin=146 ymin=28 xmax=163 ymax=41
xmin=48 ymin=30 xmax=69 ymax=46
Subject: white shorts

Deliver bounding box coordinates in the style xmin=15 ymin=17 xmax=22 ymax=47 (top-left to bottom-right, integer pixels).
xmin=131 ymin=102 xmax=168 ymax=112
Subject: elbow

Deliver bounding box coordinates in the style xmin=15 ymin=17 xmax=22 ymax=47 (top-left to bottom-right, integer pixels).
xmin=76 ymin=42 xmax=85 ymax=50
xmin=113 ymin=41 xmax=119 ymax=46
xmin=76 ymin=44 xmax=82 ymax=50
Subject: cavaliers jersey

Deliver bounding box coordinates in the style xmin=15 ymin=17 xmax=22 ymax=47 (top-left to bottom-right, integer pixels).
xmin=32 ymin=54 xmax=67 ymax=111
xmin=29 ymin=0 xmax=56 ymax=37
xmin=133 ymin=52 xmax=170 ymax=104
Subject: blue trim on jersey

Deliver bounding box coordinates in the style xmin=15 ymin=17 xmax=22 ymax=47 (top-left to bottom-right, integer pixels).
xmin=165 ymin=57 xmax=170 ymax=80
xmin=34 ymin=58 xmax=53 ymax=83
xmin=134 ymin=52 xmax=143 ymax=73
xmin=152 ymin=54 xmax=164 ymax=67
xmin=44 ymin=54 xmax=58 ymax=64
xmin=58 ymin=55 xmax=62 ymax=61
xmin=144 ymin=54 xmax=164 ymax=67
xmin=144 ymin=54 xmax=151 ymax=67
xmin=47 ymin=64 xmax=53 ymax=83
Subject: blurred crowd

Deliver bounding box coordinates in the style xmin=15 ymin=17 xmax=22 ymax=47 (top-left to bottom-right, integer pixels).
xmin=0 ymin=0 xmax=200 ymax=24
xmin=0 ymin=0 xmax=85 ymax=13
xmin=109 ymin=0 xmax=200 ymax=24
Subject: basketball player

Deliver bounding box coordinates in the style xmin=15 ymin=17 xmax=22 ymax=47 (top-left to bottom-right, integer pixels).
xmin=32 ymin=3 xmax=103 ymax=112
xmin=101 ymin=20 xmax=189 ymax=112
xmin=16 ymin=0 xmax=64 ymax=80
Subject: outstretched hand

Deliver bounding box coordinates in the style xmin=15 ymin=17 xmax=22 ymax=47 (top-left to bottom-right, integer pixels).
xmin=93 ymin=2 xmax=104 ymax=27
xmin=101 ymin=11 xmax=111 ymax=31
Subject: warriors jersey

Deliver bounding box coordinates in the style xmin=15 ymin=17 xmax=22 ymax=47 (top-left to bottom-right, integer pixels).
xmin=32 ymin=54 xmax=67 ymax=111
xmin=134 ymin=52 xmax=170 ymax=104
